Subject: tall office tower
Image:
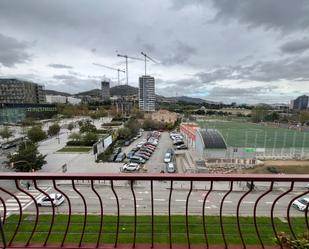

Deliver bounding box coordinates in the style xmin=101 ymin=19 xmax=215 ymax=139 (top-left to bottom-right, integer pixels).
xmin=139 ymin=75 xmax=155 ymax=112
xmin=101 ymin=81 xmax=110 ymax=101
xmin=0 ymin=78 xmax=46 ymax=104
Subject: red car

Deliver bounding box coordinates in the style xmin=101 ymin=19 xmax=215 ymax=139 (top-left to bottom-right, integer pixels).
xmin=144 ymin=144 xmax=156 ymax=150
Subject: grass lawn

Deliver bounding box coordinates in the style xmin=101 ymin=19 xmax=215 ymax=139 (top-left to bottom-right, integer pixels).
xmin=57 ymin=146 xmax=92 ymax=153
xmin=198 ymin=120 xmax=309 ymax=148
xmin=3 ymin=215 xmax=308 ymax=246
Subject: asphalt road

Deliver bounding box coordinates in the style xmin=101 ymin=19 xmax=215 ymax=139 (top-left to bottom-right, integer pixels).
xmin=2 ymin=182 xmax=308 ymax=217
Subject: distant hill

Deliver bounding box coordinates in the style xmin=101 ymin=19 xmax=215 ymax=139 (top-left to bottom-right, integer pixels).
xmin=46 ymin=86 xmax=216 ymax=105
xmin=75 ymin=88 xmax=101 ymax=97
xmin=175 ymin=96 xmax=206 ymax=104
xmin=74 ymin=85 xmax=139 ymax=97
xmin=45 ymin=89 xmax=72 ymax=97
xmin=110 ymin=85 xmax=138 ymax=96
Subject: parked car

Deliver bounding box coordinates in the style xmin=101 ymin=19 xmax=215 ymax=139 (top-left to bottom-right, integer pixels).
xmin=166 ymin=148 xmax=174 ymax=154
xmin=145 ymin=143 xmax=156 ymax=149
xmin=122 ymin=162 xmax=140 ymax=172
xmin=139 ymin=150 xmax=152 ymax=157
xmin=135 ymin=153 xmax=150 ymax=160
xmin=113 ymin=147 xmax=122 ymax=154
xmin=164 ymin=152 xmax=172 ymax=163
xmin=292 ymin=197 xmax=309 ymax=211
xmin=130 ymin=156 xmax=146 ymax=164
xmin=108 ymin=153 xmax=118 ymax=162
xmin=127 ymin=150 xmax=136 ymax=159
xmin=148 ymin=138 xmax=158 ymax=145
xmin=176 ymin=144 xmax=188 ymax=150
xmin=137 ymin=142 xmax=146 ymax=148
xmin=115 ymin=152 xmax=126 ymax=162
xmin=173 ymin=140 xmax=184 ymax=146
xmin=38 ymin=193 xmax=65 ymax=207
xmin=140 ymin=147 xmax=153 ymax=154
xmin=166 ymin=162 xmax=176 ymax=173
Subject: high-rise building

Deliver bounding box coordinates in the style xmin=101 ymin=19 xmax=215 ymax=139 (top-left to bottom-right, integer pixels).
xmin=291 ymin=95 xmax=309 ymax=110
xmin=101 ymin=81 xmax=110 ymax=101
xmin=0 ymin=78 xmax=46 ymax=104
xmin=139 ymin=75 xmax=155 ymax=112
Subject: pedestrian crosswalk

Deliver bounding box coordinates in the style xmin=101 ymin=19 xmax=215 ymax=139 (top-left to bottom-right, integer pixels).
xmin=0 ymin=187 xmax=51 ymax=214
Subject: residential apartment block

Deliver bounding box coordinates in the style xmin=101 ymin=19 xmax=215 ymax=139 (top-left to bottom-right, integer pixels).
xmin=0 ymin=78 xmax=46 ymax=104
xmin=139 ymin=75 xmax=155 ymax=112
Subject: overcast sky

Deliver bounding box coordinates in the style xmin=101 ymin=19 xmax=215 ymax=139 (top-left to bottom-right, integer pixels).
xmin=0 ymin=0 xmax=309 ymax=104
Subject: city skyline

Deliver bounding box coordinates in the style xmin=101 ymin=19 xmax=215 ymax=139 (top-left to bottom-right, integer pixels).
xmin=0 ymin=0 xmax=309 ymax=104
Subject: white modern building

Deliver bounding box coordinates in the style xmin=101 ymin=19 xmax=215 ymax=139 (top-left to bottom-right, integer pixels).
xmin=67 ymin=97 xmax=81 ymax=105
xmin=46 ymin=95 xmax=67 ymax=104
xmin=46 ymin=95 xmax=81 ymax=105
xmin=139 ymin=75 xmax=155 ymax=112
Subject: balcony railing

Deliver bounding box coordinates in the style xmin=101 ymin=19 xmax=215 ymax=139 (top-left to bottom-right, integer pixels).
xmin=1 ymin=173 xmax=309 ymax=249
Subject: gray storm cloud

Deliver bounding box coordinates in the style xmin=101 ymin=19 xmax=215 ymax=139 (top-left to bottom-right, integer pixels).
xmin=0 ymin=0 xmax=308 ymax=103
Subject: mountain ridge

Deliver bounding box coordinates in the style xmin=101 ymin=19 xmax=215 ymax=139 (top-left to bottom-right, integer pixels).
xmin=45 ymin=85 xmax=213 ymax=104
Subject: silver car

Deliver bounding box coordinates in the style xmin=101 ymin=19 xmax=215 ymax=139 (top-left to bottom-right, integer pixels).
xmin=122 ymin=162 xmax=140 ymax=172
xmin=166 ymin=162 xmax=176 ymax=173
xmin=292 ymin=197 xmax=309 ymax=211
xmin=38 ymin=193 xmax=65 ymax=207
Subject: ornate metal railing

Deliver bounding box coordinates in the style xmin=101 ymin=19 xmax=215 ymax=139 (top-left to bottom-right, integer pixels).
xmin=1 ymin=173 xmax=309 ymax=249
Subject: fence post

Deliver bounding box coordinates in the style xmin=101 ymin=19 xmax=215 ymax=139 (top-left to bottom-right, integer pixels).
xmin=0 ymin=213 xmax=7 ymax=249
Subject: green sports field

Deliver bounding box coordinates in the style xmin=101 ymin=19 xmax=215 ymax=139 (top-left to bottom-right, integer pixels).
xmin=198 ymin=120 xmax=309 ymax=148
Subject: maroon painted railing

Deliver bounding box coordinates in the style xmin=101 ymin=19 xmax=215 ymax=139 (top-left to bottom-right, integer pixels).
xmin=1 ymin=173 xmax=309 ymax=249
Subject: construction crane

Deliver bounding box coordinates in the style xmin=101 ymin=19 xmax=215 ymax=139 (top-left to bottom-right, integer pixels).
xmin=117 ymin=53 xmax=143 ymax=85
xmin=141 ymin=52 xmax=158 ymax=75
xmin=93 ymin=63 xmax=125 ymax=86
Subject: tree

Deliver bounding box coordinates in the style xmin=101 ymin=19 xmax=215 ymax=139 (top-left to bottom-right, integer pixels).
xmin=48 ymin=123 xmax=60 ymax=137
xmin=68 ymin=122 xmax=74 ymax=132
xmin=82 ymin=132 xmax=98 ymax=145
xmin=6 ymin=141 xmax=46 ymax=172
xmin=300 ymin=111 xmax=309 ymax=125
xmin=125 ymin=118 xmax=140 ymax=135
xmin=117 ymin=127 xmax=132 ymax=140
xmin=251 ymin=107 xmax=269 ymax=123
xmin=142 ymin=119 xmax=159 ymax=130
xmin=0 ymin=127 xmax=13 ymax=142
xmin=80 ymin=122 xmax=97 ymax=133
xmin=27 ymin=126 xmax=47 ymax=143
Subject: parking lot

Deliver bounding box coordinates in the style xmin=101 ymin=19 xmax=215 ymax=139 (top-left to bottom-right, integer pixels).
xmin=116 ymin=131 xmax=175 ymax=173
xmin=145 ymin=132 xmax=174 ymax=173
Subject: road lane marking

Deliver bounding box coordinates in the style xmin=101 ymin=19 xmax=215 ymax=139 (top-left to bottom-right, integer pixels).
xmin=68 ymin=196 xmax=79 ymax=199
xmin=5 ymin=203 xmax=21 ymax=206
xmin=243 ymin=201 xmax=255 ymax=204
xmin=7 ymin=199 xmax=28 ymax=203
xmin=154 ymin=199 xmax=165 ymax=201
xmin=16 ymin=195 xmax=32 ymax=199
xmin=134 ymin=198 xmax=144 ymax=201
xmin=137 ymin=191 xmax=149 ymax=194
xmin=175 ymin=199 xmax=186 ymax=202
xmin=110 ymin=197 xmax=122 ymax=200
xmin=198 ymin=200 xmax=210 ymax=203
xmin=0 ymin=208 xmax=19 ymax=211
